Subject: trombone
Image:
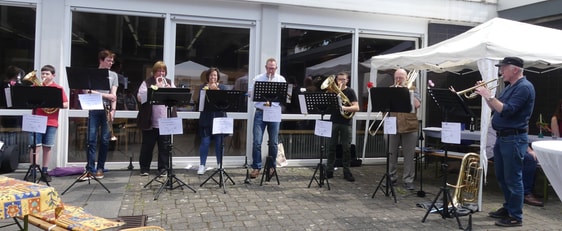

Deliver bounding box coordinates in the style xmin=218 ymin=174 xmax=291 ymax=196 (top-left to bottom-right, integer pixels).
xmin=449 ymin=78 xmax=501 ymax=99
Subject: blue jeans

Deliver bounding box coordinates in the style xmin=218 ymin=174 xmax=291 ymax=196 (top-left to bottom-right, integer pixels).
xmin=29 ymin=126 xmax=57 ymax=147
xmin=200 ymin=134 xmax=223 ymax=166
xmin=86 ymin=110 xmax=110 ymax=172
xmin=522 ymin=150 xmax=537 ymax=195
xmin=494 ymin=133 xmax=527 ymax=222
xmin=251 ymin=110 xmax=279 ymax=169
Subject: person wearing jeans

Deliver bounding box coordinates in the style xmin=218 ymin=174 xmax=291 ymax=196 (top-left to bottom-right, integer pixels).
xmin=248 ymin=58 xmax=286 ymax=178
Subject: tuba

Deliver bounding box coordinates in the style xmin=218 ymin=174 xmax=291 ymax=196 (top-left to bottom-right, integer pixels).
xmin=23 ymin=71 xmax=59 ymax=114
xmin=320 ymin=75 xmax=354 ymax=119
xmin=447 ymin=153 xmax=482 ymax=210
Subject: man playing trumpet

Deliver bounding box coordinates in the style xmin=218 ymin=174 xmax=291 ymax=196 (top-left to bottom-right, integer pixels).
xmin=388 ymin=68 xmax=421 ymax=190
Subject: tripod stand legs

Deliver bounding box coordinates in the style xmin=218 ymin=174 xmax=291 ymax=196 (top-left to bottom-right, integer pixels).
xmin=144 ymin=143 xmax=195 ymax=200
xmin=200 ymin=158 xmax=235 ymax=193
xmin=260 ymin=156 xmax=279 ymax=186
xmin=61 ymin=170 xmax=110 ymax=195
xmin=421 ymin=186 xmax=463 ymax=229
xmin=308 ymin=146 xmax=330 ymax=190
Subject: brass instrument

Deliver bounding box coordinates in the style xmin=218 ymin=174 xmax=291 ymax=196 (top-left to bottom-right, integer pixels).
xmin=449 ymin=78 xmax=499 ymax=99
xmin=152 ymin=76 xmax=170 ymax=90
xmin=22 ymin=70 xmax=59 ymax=114
xmin=105 ymin=104 xmax=117 ymax=141
xmin=447 ymin=153 xmax=482 ymax=209
xmin=320 ymin=75 xmax=354 ymax=119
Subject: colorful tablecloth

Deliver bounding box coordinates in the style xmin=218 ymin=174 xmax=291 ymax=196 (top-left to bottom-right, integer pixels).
xmin=31 ymin=205 xmax=124 ymax=231
xmin=0 ymin=175 xmax=60 ymax=219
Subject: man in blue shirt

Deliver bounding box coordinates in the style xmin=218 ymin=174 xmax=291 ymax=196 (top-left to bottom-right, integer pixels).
xmin=476 ymin=57 xmax=535 ymax=227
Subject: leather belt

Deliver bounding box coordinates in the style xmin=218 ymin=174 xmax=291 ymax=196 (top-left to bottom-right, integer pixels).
xmin=255 ymin=108 xmax=263 ymax=112
xmin=496 ymin=129 xmax=527 ymax=137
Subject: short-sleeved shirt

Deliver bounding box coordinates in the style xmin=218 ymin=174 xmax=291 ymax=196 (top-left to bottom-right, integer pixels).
xmin=330 ymin=87 xmax=358 ymax=125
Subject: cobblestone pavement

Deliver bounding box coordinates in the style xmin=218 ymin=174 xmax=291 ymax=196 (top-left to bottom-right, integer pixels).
xmin=2 ymin=163 xmax=561 ymax=230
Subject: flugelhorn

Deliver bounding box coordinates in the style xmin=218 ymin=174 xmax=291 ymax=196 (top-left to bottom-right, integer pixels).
xmin=156 ymin=76 xmax=170 ymax=88
xmin=449 ymin=78 xmax=500 ymax=99
xmin=23 ymin=70 xmax=59 ymax=114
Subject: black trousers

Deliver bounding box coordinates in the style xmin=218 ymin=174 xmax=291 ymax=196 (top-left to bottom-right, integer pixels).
xmin=139 ymin=128 xmax=171 ymax=172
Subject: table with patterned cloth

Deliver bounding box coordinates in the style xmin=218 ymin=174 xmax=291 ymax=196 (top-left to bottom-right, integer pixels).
xmin=0 ymin=175 xmax=61 ymax=229
xmin=30 ymin=205 xmax=124 ymax=231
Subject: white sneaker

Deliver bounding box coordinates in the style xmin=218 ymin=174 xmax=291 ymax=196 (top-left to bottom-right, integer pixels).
xmin=197 ymin=165 xmax=206 ymax=175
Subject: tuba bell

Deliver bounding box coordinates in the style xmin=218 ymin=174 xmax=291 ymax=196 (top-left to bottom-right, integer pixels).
xmin=320 ymin=75 xmax=354 ymax=119
xmin=23 ymin=70 xmax=59 ymax=114
xmin=447 ymin=153 xmax=482 ymax=210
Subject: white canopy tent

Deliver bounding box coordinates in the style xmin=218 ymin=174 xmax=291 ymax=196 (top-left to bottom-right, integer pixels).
xmin=306 ymin=53 xmax=370 ymax=76
xmin=174 ymin=60 xmax=228 ymax=88
xmin=368 ymin=17 xmax=562 ymax=209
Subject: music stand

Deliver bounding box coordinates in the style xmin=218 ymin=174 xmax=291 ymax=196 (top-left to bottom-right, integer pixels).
xmin=11 ymin=86 xmax=62 ymax=185
xmin=421 ymin=88 xmax=472 ymax=229
xmin=303 ymin=92 xmax=340 ymax=190
xmin=252 ymin=81 xmax=288 ymax=106
xmin=143 ymin=87 xmax=196 ymax=200
xmin=62 ymin=67 xmax=111 ymax=195
xmin=251 ymin=81 xmax=288 ymax=185
xmin=370 ymin=87 xmax=412 ymax=203
xmin=199 ymin=90 xmax=245 ymax=193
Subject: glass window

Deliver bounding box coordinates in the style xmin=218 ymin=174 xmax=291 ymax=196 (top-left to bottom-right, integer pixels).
xmin=0 ymin=5 xmax=36 ymax=164
xmin=68 ymin=11 xmax=165 ymax=161
xmin=174 ymin=23 xmax=250 ymax=157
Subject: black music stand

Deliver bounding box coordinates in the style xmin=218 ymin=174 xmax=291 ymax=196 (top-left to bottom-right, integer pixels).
xmin=11 ymin=86 xmax=62 ymax=185
xmin=199 ymin=90 xmax=245 ymax=193
xmin=143 ymin=87 xmax=196 ymax=200
xmin=251 ymin=81 xmax=288 ymax=186
xmin=62 ymin=67 xmax=111 ymax=195
xmin=304 ymin=92 xmax=339 ymax=190
xmin=370 ymin=87 xmax=412 ymax=203
xmin=421 ymin=88 xmax=473 ymax=229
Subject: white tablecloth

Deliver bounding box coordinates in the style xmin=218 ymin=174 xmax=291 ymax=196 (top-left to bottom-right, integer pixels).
xmin=532 ymin=140 xmax=562 ymax=202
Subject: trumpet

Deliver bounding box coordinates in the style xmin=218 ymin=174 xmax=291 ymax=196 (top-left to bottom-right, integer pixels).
xmin=156 ymin=76 xmax=170 ymax=88
xmin=449 ymin=78 xmax=500 ymax=99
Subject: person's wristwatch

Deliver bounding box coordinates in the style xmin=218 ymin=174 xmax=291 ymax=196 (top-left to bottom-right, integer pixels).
xmin=487 ymin=96 xmax=495 ymax=101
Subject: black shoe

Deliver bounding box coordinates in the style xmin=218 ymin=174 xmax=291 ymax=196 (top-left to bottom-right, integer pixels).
xmin=343 ymin=172 xmax=355 ymax=182
xmin=488 ymin=207 xmax=508 ymax=219
xmin=495 ymin=216 xmax=522 ymax=227
xmin=326 ymin=171 xmax=333 ymax=179
xmin=41 ymin=172 xmax=52 ymax=182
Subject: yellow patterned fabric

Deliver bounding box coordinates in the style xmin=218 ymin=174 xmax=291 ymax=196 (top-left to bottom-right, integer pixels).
xmin=31 ymin=205 xmax=124 ymax=231
xmin=0 ymin=175 xmax=60 ymax=219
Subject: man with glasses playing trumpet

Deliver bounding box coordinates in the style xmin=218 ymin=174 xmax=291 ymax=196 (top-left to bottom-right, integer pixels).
xmin=475 ymin=57 xmax=535 ymax=227
xmin=80 ymin=50 xmax=119 ymax=181
xmin=388 ymin=68 xmax=421 ymax=191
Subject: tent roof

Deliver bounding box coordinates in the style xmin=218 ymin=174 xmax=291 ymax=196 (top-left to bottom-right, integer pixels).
xmin=370 ymin=17 xmax=562 ymax=73
xmin=175 ymin=60 xmax=228 ymax=81
xmin=306 ymin=53 xmax=369 ymax=76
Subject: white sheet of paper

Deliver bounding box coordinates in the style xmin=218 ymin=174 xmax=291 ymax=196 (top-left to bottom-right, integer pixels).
xmin=298 ymin=94 xmax=307 ymax=114
xmin=199 ymin=90 xmax=206 ymax=112
xmin=263 ymin=106 xmax=281 ymax=122
xmin=140 ymin=92 xmax=147 ymax=104
xmin=314 ymin=120 xmax=332 ymax=137
xmin=441 ymin=122 xmax=461 ymax=144
xmin=212 ymin=117 xmax=234 ymax=135
xmin=158 ymin=117 xmax=183 ymax=135
xmin=4 ymin=87 xmax=12 ymax=108
xmin=22 ymin=114 xmax=48 ymax=134
xmin=384 ymin=116 xmax=397 ymax=134
xmin=78 ymin=93 xmax=104 ymax=110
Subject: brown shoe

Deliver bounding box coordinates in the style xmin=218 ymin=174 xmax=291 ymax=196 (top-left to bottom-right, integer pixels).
xmin=249 ymin=169 xmax=260 ymax=178
xmin=524 ymin=194 xmax=544 ymax=207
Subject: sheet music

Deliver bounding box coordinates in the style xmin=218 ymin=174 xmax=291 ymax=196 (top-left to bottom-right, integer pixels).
xmin=78 ymin=93 xmax=104 ymax=110
xmin=263 ymin=106 xmax=281 ymax=122
xmin=199 ymin=90 xmax=206 ymax=112
xmin=22 ymin=114 xmax=48 ymax=134
xmin=384 ymin=116 xmax=397 ymax=135
xmin=158 ymin=117 xmax=183 ymax=135
xmin=298 ymin=94 xmax=307 ymax=114
xmin=212 ymin=117 xmax=234 ymax=135
xmin=441 ymin=122 xmax=461 ymax=144
xmin=4 ymin=87 xmax=12 ymax=108
xmin=314 ymin=120 xmax=332 ymax=137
